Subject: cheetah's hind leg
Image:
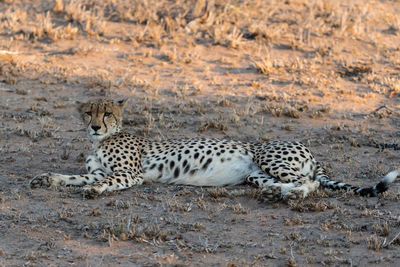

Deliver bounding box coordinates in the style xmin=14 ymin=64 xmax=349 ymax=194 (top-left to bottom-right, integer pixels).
xmin=246 ymin=170 xmax=292 ymax=201
xmin=282 ymin=179 xmax=320 ymax=200
xmin=245 ymin=170 xmax=319 ymax=201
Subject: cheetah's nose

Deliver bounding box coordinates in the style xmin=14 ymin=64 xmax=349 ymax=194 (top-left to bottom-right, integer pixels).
xmin=91 ymin=125 xmax=101 ymax=131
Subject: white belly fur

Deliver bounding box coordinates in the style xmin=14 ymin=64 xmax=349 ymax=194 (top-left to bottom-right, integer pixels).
xmin=142 ymin=154 xmax=260 ymax=186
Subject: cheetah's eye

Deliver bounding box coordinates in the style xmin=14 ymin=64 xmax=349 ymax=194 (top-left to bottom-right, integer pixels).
xmin=104 ymin=112 xmax=112 ymax=117
xmin=85 ymin=111 xmax=92 ymax=116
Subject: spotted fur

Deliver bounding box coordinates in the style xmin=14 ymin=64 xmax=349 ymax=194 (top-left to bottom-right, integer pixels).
xmin=30 ymin=99 xmax=399 ymax=200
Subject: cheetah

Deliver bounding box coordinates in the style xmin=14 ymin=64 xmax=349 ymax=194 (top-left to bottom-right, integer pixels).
xmin=30 ymin=99 xmax=399 ymax=200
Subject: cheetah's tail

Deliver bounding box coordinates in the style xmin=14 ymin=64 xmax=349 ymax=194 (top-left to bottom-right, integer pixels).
xmin=315 ymin=163 xmax=399 ymax=197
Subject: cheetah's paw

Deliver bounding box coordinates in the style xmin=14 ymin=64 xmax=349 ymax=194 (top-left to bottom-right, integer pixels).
xmin=82 ymin=186 xmax=101 ymax=199
xmin=30 ymin=173 xmax=64 ymax=188
xmin=283 ymin=188 xmax=307 ymax=201
xmin=261 ymin=186 xmax=283 ymax=202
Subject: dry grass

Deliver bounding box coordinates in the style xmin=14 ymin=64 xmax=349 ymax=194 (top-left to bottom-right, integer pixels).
xmin=288 ymin=199 xmax=337 ymax=212
xmin=0 ymin=0 xmax=399 ymax=266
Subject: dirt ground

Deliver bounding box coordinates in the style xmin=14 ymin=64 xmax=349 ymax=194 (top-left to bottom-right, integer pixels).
xmin=1 ymin=0 xmax=400 ymax=266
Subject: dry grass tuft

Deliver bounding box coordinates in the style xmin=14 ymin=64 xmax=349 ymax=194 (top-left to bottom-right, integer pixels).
xmin=338 ymin=61 xmax=372 ymax=78
xmin=368 ymin=234 xmax=385 ymax=251
xmin=105 ymin=216 xmax=171 ymax=243
xmin=198 ymin=117 xmax=228 ymax=133
xmin=252 ymin=57 xmax=275 ymax=75
xmin=208 ymin=187 xmax=230 ymax=198
xmin=232 ymin=203 xmax=249 ymax=215
xmin=284 ymin=107 xmax=300 ymax=119
xmin=288 ymin=199 xmax=336 ymax=212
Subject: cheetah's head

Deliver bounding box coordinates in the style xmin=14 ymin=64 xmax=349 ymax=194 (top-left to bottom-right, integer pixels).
xmin=78 ymin=99 xmax=128 ymax=141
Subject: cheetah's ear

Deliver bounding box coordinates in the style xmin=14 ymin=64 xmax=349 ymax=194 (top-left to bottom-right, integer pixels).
xmin=116 ymin=98 xmax=128 ymax=109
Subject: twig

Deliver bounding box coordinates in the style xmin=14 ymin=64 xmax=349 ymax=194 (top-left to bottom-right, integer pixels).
xmin=383 ymin=231 xmax=400 ymax=248
xmin=0 ymin=50 xmax=19 ymax=54
xmin=371 ymin=105 xmax=393 ymax=114
xmin=289 ymin=241 xmax=296 ymax=261
xmin=0 ymin=87 xmax=16 ymax=93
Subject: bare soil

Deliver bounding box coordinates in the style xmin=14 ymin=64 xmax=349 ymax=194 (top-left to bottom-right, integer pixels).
xmin=1 ymin=0 xmax=400 ymax=266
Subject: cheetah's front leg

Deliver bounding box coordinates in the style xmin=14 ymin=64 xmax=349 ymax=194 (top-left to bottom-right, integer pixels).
xmin=30 ymin=155 xmax=108 ymax=188
xmin=30 ymin=171 xmax=108 ymax=188
xmin=82 ymin=169 xmax=144 ymax=198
